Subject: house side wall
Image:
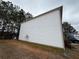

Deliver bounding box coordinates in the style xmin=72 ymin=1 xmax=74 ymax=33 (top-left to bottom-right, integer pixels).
xmin=19 ymin=9 xmax=64 ymax=48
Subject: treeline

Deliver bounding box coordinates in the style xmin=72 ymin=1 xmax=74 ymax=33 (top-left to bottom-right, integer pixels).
xmin=62 ymin=22 xmax=78 ymax=49
xmin=0 ymin=0 xmax=33 ymax=39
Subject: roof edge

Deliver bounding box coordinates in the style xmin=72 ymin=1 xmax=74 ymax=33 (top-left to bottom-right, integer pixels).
xmin=24 ymin=6 xmax=63 ymax=22
xmin=32 ymin=6 xmax=63 ymax=19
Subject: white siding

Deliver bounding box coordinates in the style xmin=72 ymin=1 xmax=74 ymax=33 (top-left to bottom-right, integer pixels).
xmin=19 ymin=8 xmax=64 ymax=48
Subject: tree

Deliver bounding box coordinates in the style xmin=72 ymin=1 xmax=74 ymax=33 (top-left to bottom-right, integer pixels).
xmin=62 ymin=22 xmax=77 ymax=34
xmin=62 ymin=22 xmax=77 ymax=49
xmin=0 ymin=0 xmax=33 ymax=39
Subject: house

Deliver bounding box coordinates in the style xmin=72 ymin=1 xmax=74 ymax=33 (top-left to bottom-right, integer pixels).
xmin=19 ymin=6 xmax=64 ymax=49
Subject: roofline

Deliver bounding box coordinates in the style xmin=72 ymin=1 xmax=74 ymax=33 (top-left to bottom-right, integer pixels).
xmin=25 ymin=6 xmax=63 ymax=22
xmin=23 ymin=6 xmax=63 ymax=23
xmin=32 ymin=6 xmax=63 ymax=19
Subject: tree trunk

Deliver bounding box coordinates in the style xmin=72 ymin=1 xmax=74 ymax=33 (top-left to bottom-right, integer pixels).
xmin=1 ymin=20 xmax=6 ymax=39
xmin=16 ymin=23 xmax=21 ymax=40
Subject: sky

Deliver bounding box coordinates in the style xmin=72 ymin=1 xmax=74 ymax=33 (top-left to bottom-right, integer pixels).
xmin=1 ymin=0 xmax=79 ymax=31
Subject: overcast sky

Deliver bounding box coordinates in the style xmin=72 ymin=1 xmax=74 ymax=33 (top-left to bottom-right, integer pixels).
xmin=1 ymin=0 xmax=79 ymax=31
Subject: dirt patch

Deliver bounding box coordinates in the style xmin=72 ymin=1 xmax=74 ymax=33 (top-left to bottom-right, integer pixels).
xmin=0 ymin=40 xmax=79 ymax=59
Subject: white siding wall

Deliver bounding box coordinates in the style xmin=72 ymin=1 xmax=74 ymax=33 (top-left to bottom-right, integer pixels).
xmin=19 ymin=9 xmax=64 ymax=48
